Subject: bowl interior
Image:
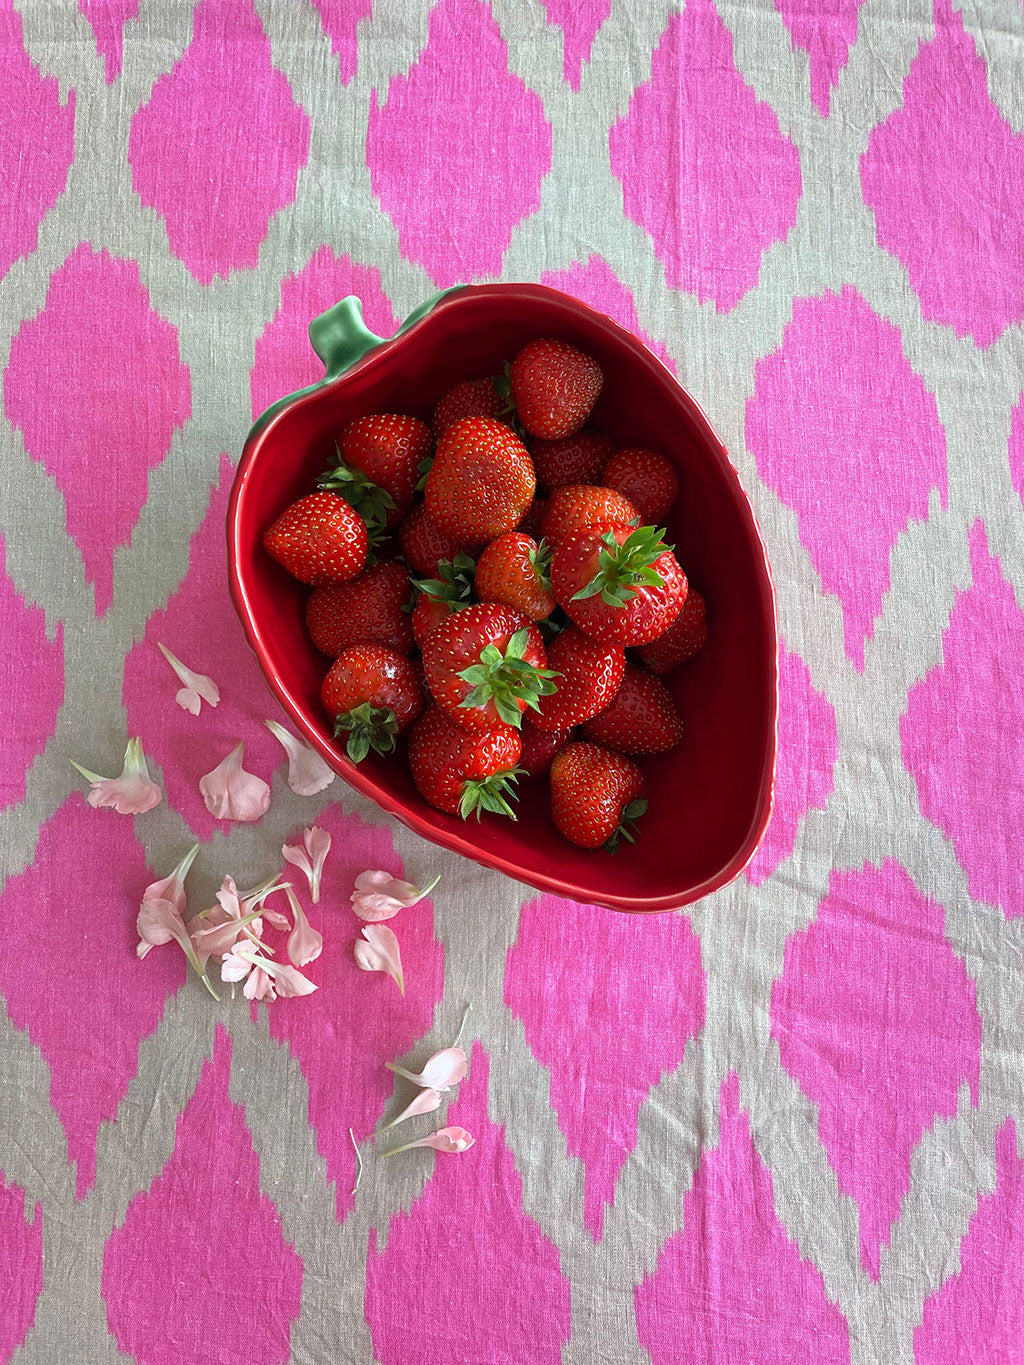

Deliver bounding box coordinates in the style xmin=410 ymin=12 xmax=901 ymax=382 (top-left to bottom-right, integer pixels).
xmin=231 ymin=285 xmax=776 ymax=910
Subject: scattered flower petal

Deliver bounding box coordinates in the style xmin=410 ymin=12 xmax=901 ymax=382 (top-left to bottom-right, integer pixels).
xmin=351 ymin=869 xmax=440 ymax=923
xmin=233 ymin=946 xmax=318 ymax=999
xmin=282 ymin=826 xmax=331 ymax=903
xmin=354 ymin=924 xmax=405 ymax=995
xmin=384 ymin=1087 xmax=444 ymax=1131
xmin=386 ymin=1046 xmax=467 ymax=1091
xmin=158 ymin=641 xmax=220 ymax=715
xmin=136 ymin=896 xmax=217 ymax=998
xmin=239 ymin=873 xmax=292 ymax=930
xmin=71 ymin=737 xmax=162 ymax=814
xmin=381 ymin=1126 xmax=475 ymax=1157
xmin=220 ymin=947 xmax=253 ymax=983
xmin=285 ymin=886 xmax=323 ymax=967
xmin=243 ymin=964 xmax=276 ymax=1001
xmin=266 ymin=718 xmax=336 ymax=795
xmin=350 ymin=1127 xmax=363 ymax=1194
xmin=199 ymin=741 xmax=271 ymax=823
xmin=142 ymin=843 xmax=199 ymax=917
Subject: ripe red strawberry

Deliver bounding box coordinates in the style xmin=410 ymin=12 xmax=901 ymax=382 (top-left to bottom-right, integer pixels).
xmin=411 ymin=553 xmax=476 ymax=648
xmin=263 ymin=491 xmax=368 ymax=586
xmin=408 ymin=705 xmax=522 ymax=818
xmin=639 ymin=588 xmax=708 ymax=672
xmin=529 ymin=627 xmax=624 ymax=730
xmin=531 ymin=431 xmax=614 ymax=492
xmin=320 ymin=414 xmax=433 ymax=529
xmin=549 ymin=741 xmax=646 ymax=850
xmin=509 ymin=339 xmax=603 ymax=440
xmin=515 ymin=498 xmax=547 ymax=540
xmin=552 ymin=524 xmax=687 ymax=647
xmin=519 ymin=723 xmax=572 ymax=779
xmin=399 ymin=501 xmax=463 ymax=576
xmin=582 ymin=664 xmax=684 ymax=754
xmin=422 ymin=602 xmax=557 ymax=731
xmin=321 ymin=644 xmax=423 ymax=762
xmin=306 ymin=561 xmax=414 ymax=658
xmin=433 ymin=378 xmax=505 ymax=439
xmin=425 ymin=417 xmax=535 ymax=546
xmin=541 ymin=484 xmax=638 ymax=543
xmin=474 ymin=532 xmax=555 ymax=621
xmin=602 ymin=448 xmax=678 ymax=524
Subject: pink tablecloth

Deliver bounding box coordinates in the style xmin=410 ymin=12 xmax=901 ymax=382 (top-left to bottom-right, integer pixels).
xmin=2 ymin=1 xmax=1023 ymax=1361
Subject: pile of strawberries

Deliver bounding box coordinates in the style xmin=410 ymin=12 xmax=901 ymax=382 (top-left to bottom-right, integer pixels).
xmin=263 ymin=337 xmax=708 ymax=852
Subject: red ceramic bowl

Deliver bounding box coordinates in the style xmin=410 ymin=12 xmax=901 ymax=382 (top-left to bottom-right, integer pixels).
xmin=229 ymin=283 xmax=777 ymax=912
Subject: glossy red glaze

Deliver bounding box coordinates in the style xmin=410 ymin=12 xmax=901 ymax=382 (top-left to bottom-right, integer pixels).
xmin=228 ymin=283 xmax=777 ymax=912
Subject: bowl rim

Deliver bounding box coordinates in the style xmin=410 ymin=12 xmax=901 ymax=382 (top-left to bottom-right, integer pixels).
xmin=228 ymin=281 xmax=778 ymax=911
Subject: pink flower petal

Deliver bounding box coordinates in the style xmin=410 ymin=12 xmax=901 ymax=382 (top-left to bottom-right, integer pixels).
xmin=384 ymin=1086 xmax=444 ymax=1131
xmin=351 ymin=869 xmax=439 ymax=922
xmin=354 ymin=925 xmax=405 ymax=995
xmin=71 ymin=737 xmax=162 ymax=814
xmin=285 ymin=887 xmax=322 ymax=968
xmin=157 ymin=642 xmax=220 ymax=715
xmin=234 ymin=948 xmax=317 ymax=1000
xmin=383 ymin=1125 xmax=475 ymax=1157
xmin=141 ymin=843 xmax=199 ymax=916
xmin=386 ymin=1046 xmax=467 ymax=1091
xmin=282 ymin=826 xmax=331 ymax=903
xmin=265 ymin=719 xmax=335 ymax=796
xmin=199 ymin=741 xmax=270 ymax=823
xmin=136 ymin=896 xmax=212 ymax=994
xmin=243 ymin=965 xmax=276 ymax=1001
xmin=220 ymin=948 xmax=252 ymax=983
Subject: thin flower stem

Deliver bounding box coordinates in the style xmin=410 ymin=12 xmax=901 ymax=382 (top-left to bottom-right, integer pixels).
xmin=451 ymin=1002 xmax=472 ymax=1049
xmin=417 ymin=873 xmax=441 ymax=899
xmin=350 ymin=1128 xmax=363 ymax=1194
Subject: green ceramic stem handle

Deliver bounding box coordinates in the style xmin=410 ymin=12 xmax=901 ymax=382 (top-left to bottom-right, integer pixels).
xmin=247 ymin=286 xmax=464 ymax=441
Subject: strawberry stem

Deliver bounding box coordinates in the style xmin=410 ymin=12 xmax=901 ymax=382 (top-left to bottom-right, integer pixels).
xmin=456 ymin=629 xmax=559 ymax=729
xmin=318 ymin=446 xmax=396 ymax=530
xmin=572 ymin=526 xmax=671 ymax=608
xmin=605 ymin=798 xmax=648 ymax=853
xmin=458 ymin=767 xmax=523 ymax=820
xmin=334 ymin=703 xmax=400 ymax=763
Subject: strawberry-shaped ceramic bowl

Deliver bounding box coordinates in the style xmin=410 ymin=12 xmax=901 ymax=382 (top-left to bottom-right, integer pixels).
xmin=229 ymin=283 xmax=777 ymax=912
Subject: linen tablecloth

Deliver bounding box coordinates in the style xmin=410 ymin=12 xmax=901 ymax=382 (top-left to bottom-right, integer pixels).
xmin=2 ymin=1 xmax=1023 ymax=1361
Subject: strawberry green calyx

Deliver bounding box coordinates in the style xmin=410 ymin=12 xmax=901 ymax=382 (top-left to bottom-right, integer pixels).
xmin=456 ymin=629 xmax=559 ymax=728
xmin=459 ymin=767 xmax=522 ymax=821
xmin=334 ymin=702 xmax=400 ymax=763
xmin=318 ymin=448 xmax=395 ymax=529
xmin=606 ymin=798 xmax=648 ymax=853
xmin=415 ymin=453 xmax=435 ymax=492
xmin=416 ymin=553 xmax=476 ymax=607
xmin=572 ymin=526 xmax=670 ymax=608
xmin=492 ymin=362 xmax=527 ymax=438
xmin=530 ymin=538 xmax=553 ymax=593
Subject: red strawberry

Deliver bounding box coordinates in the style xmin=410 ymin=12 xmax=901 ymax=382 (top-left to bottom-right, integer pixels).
xmin=433 ymin=378 xmax=505 ymax=439
xmin=549 ymin=741 xmax=646 ymax=850
xmin=411 ymin=553 xmax=476 ymax=648
xmin=320 ymin=413 xmax=433 ymax=529
xmin=531 ymin=431 xmax=614 ymax=492
xmin=408 ymin=705 xmax=522 ymax=818
xmin=399 ymin=501 xmax=463 ymax=576
xmin=541 ymin=484 xmax=638 ymax=543
xmin=474 ymin=532 xmax=555 ymax=621
xmin=529 ymin=627 xmax=624 ymax=730
xmin=552 ymin=524 xmax=687 ymax=647
xmin=639 ymin=588 xmax=708 ymax=672
xmin=582 ymin=664 xmax=683 ymax=754
xmin=509 ymin=339 xmax=603 ymax=440
xmin=306 ymin=561 xmax=414 ymax=657
xmin=602 ymin=448 xmax=678 ymax=524
xmin=425 ymin=417 xmax=535 ymax=546
xmin=519 ymin=723 xmax=572 ymax=779
xmin=321 ymin=644 xmax=423 ymax=762
xmin=263 ymin=491 xmax=368 ymax=586
xmin=422 ymin=602 xmax=557 ymax=731
xmin=515 ymin=498 xmax=547 ymax=540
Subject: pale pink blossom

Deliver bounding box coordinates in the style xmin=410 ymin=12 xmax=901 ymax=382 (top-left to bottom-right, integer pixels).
xmin=282 ymin=827 xmax=331 ymax=903
xmin=384 ymin=1087 xmax=443 ymax=1132
xmin=265 ymin=719 xmax=335 ymax=796
xmin=386 ymin=1047 xmax=467 ymax=1091
xmin=190 ymin=874 xmax=286 ymax=969
xmin=200 ymin=742 xmax=270 ymax=823
xmin=285 ymin=886 xmax=322 ymax=968
xmin=350 ymin=870 xmax=439 ymax=923
xmin=381 ymin=1126 xmax=475 ymax=1157
xmin=136 ymin=896 xmax=218 ymax=998
xmin=141 ymin=843 xmax=199 ymax=918
xmin=71 ymin=738 xmax=161 ymax=814
xmin=354 ymin=925 xmax=404 ymax=995
xmin=158 ymin=642 xmax=220 ymax=715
